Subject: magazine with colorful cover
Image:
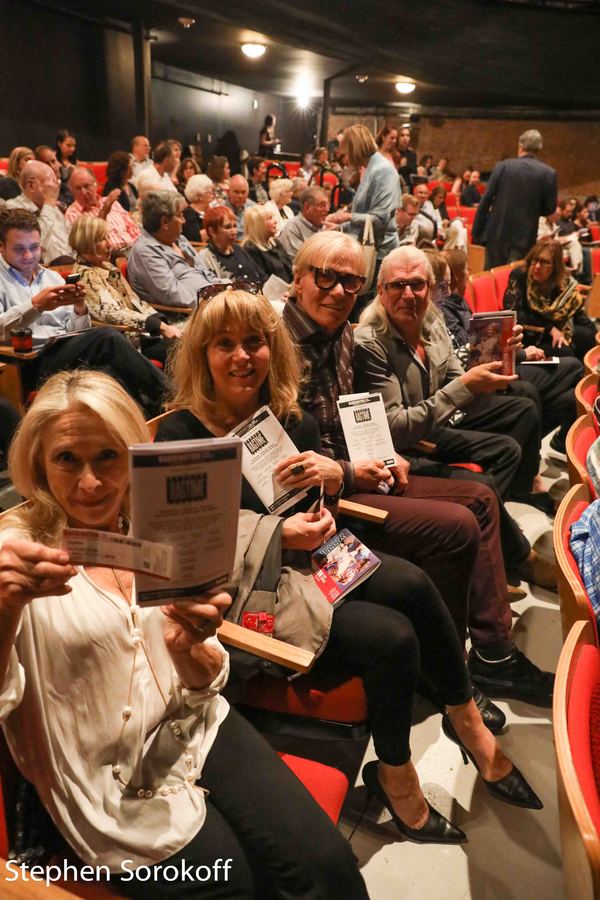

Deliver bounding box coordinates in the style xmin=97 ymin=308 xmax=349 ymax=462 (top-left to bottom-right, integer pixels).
xmin=467 ymin=310 xmax=516 ymax=375
xmin=311 ymin=528 xmax=381 ymax=608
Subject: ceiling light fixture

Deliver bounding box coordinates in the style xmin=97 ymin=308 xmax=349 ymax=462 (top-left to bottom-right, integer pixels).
xmin=395 ymin=81 xmax=416 ymax=94
xmin=177 ymin=17 xmax=196 ymax=28
xmin=356 ymin=74 xmax=369 ymax=83
xmin=241 ymin=42 xmax=267 ymax=59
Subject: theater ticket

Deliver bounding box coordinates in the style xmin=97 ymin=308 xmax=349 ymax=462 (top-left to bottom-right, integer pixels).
xmin=337 ymin=392 xmax=396 ymax=467
xmin=62 ymin=529 xmax=173 ymax=579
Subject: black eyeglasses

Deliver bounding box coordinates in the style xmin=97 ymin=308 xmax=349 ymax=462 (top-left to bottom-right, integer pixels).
xmin=384 ymin=279 xmax=428 ymax=294
xmin=310 ymin=266 xmax=366 ymax=295
xmin=197 ymin=281 xmax=262 ymax=303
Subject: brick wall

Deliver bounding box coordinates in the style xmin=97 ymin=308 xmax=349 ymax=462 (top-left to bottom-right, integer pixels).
xmin=329 ymin=114 xmax=600 ymax=198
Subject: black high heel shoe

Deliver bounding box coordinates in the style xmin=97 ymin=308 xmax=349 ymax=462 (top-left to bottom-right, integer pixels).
xmin=441 ymin=715 xmax=543 ymax=810
xmin=361 ymin=760 xmax=467 ymax=845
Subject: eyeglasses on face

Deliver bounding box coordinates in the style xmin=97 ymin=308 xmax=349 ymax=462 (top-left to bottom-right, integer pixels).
xmin=197 ymin=281 xmax=262 ymax=304
xmin=310 ymin=266 xmax=366 ymax=295
xmin=531 ymin=258 xmax=553 ymax=268
xmin=384 ymin=278 xmax=429 ymax=294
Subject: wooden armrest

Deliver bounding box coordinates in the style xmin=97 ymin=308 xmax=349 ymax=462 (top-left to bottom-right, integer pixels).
xmin=0 ymin=859 xmax=75 ymax=897
xmin=337 ymin=498 xmax=388 ymax=524
xmin=415 ymin=439 xmax=437 ymax=454
xmin=151 ymin=303 xmax=194 ymax=316
xmin=217 ymin=619 xmax=315 ymax=673
xmin=91 ymin=319 xmax=130 ymax=332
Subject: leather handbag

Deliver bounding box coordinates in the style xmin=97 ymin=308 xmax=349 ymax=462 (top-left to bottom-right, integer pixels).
xmin=358 ymin=215 xmax=377 ymax=295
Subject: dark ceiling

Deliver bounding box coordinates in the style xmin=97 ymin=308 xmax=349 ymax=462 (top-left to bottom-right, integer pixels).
xmin=34 ymin=0 xmax=600 ymax=111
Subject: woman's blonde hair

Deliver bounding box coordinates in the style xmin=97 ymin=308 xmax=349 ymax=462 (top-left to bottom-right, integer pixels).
xmin=340 ymin=125 xmax=377 ymax=168
xmin=168 ymin=290 xmax=302 ymax=422
xmin=7 ymin=147 xmax=34 ymax=180
xmin=69 ymin=216 xmax=109 ymax=258
xmin=293 ymin=230 xmax=366 ymax=277
xmin=242 ymin=205 xmax=272 ymax=250
xmin=5 ymin=371 xmax=149 ymax=545
xmin=269 ymin=178 xmax=293 ymax=203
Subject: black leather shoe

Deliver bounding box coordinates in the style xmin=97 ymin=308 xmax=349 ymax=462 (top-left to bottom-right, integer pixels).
xmin=441 ymin=716 xmax=543 ymax=810
xmin=361 ymin=761 xmax=467 ymax=845
xmin=473 ymin=686 xmax=506 ymax=734
xmin=468 ymin=647 xmax=554 ymax=707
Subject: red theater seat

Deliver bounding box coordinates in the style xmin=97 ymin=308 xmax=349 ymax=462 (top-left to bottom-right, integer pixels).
xmin=554 ymin=482 xmax=597 ymax=641
xmin=278 ymin=754 xmax=349 ymax=823
xmin=469 ymin=271 xmax=500 ymax=313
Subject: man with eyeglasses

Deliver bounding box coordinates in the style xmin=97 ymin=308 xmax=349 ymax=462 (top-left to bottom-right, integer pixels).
xmin=279 ymin=187 xmax=335 ymax=262
xmin=284 ymin=232 xmax=554 ymax=709
xmin=65 ymin=166 xmax=140 ymax=253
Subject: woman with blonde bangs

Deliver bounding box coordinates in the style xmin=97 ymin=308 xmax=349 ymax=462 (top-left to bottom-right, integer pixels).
xmin=242 ymin=205 xmax=293 ymax=283
xmin=0 ymin=368 xmax=367 ymax=899
xmin=159 ymin=280 xmax=543 ymax=847
xmin=0 ymin=146 xmax=34 ymax=200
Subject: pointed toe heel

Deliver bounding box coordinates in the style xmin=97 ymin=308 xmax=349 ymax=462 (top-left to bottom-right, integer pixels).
xmin=361 ymin=760 xmax=467 ymax=845
xmin=441 ymin=716 xmax=543 ymax=810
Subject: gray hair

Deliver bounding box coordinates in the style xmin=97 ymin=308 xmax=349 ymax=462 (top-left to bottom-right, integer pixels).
xmin=359 ymin=246 xmax=434 ymax=335
xmin=300 ymin=186 xmax=328 ymax=208
xmin=142 ymin=190 xmax=184 ymax=234
xmin=185 ymin=173 xmax=214 ymax=203
xmin=519 ymin=129 xmax=543 ymax=153
xmin=269 ymin=178 xmax=294 ymax=202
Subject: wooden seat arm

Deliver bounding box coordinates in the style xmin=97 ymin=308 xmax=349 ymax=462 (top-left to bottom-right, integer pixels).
xmin=415 ymin=439 xmax=438 ymax=455
xmin=217 ymin=619 xmax=315 ymax=673
xmin=150 ymin=303 xmax=193 ymax=316
xmin=337 ymin=498 xmax=388 ymax=524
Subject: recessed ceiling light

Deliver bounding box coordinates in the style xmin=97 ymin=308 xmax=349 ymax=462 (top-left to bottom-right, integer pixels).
xmin=356 ymin=74 xmax=369 ymax=83
xmin=241 ymin=42 xmax=267 ymax=59
xmin=177 ymin=17 xmax=196 ymax=28
xmin=395 ymin=81 xmax=416 ymax=94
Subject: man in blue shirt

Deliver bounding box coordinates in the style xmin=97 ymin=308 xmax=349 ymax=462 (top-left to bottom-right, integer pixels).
xmin=225 ymin=175 xmax=255 ymax=240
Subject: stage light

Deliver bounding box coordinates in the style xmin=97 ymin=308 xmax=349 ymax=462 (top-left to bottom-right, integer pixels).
xmin=242 ymin=43 xmax=267 ymax=59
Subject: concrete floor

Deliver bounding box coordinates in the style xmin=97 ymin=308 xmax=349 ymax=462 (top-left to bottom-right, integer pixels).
xmin=338 ymin=441 xmax=569 ymax=900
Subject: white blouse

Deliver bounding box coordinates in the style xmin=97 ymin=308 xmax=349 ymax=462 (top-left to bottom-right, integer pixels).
xmin=0 ymin=562 xmax=230 ymax=871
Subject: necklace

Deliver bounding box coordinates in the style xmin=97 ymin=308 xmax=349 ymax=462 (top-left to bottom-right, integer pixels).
xmin=105 ymin=569 xmax=202 ymax=800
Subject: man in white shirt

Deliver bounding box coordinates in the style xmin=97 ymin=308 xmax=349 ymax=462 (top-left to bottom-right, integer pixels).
xmin=150 ymin=141 xmax=178 ymax=193
xmin=225 ymin=175 xmax=255 ymax=239
xmin=130 ymin=135 xmax=153 ymax=180
xmin=395 ymin=195 xmax=419 ymax=246
xmin=0 ymin=208 xmax=168 ymax=416
xmin=6 ymin=161 xmax=72 ymax=264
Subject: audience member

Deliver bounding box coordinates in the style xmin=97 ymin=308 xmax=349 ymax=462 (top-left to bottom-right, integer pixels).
xmin=0 ymin=209 xmax=167 ymax=416
xmin=55 ymin=128 xmax=78 ymax=174
xmin=418 ymin=154 xmax=434 ymax=178
xmin=473 ymin=129 xmax=557 ymax=268
xmin=258 ymin=113 xmax=280 ymax=155
xmin=6 ymin=160 xmax=71 ymax=264
xmin=102 ymin=151 xmax=138 ymax=213
xmin=182 ymin=173 xmax=214 ymax=243
xmin=34 ymin=144 xmax=72 ymax=207
xmin=148 ymin=140 xmax=178 ymax=193
xmin=283 ymin=231 xmax=554 ymax=703
xmin=0 ymin=147 xmax=34 ymax=200
xmin=504 ymin=238 xmax=596 ymax=361
xmin=430 ymin=157 xmax=450 ymax=182
xmin=279 ymin=186 xmax=331 ymax=260
xmin=69 ymin=216 xmax=181 ymax=366
xmin=460 ymin=170 xmax=481 ymax=206
xmin=290 ymin=175 xmax=308 ymax=214
xmin=451 ymin=168 xmax=472 ymax=198
xmin=242 ymin=204 xmax=293 ymax=283
xmin=197 ymin=206 xmax=260 ymax=282
xmin=160 ymin=285 xmax=543 ymax=844
xmin=130 ymin=134 xmax=152 ymax=179
xmin=298 ymin=150 xmax=314 ymax=183
xmin=65 ymin=166 xmax=140 ymax=253
xmin=224 ymin=174 xmax=255 ymax=239
xmin=128 ymin=190 xmax=217 ymax=308
xmin=397 ymin=127 xmax=418 ymax=185
xmin=0 ymin=369 xmax=367 ymax=899
xmin=375 ymin=125 xmax=400 ymax=168
xmin=396 ymin=194 xmax=420 ymax=245
xmin=265 ymin=178 xmax=294 ymax=236
xmin=247 ymin=156 xmax=268 ymax=204
xmin=422 ymin=185 xmax=468 ymax=250
xmin=412 ymin=182 xmax=439 ymax=246
xmin=206 ymin=155 xmax=231 ymax=202
xmin=176 ymin=156 xmax=200 ymax=196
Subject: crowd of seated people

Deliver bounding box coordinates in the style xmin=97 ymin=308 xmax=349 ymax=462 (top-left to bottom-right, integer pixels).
xmin=0 ymin=118 xmax=596 ymax=895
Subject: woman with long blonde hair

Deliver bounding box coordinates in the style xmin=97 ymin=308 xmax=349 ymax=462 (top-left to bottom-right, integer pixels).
xmin=242 ymin=205 xmax=292 ymax=282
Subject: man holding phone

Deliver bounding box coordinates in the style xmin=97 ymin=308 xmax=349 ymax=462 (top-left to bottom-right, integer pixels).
xmin=0 ymin=209 xmax=168 ymax=417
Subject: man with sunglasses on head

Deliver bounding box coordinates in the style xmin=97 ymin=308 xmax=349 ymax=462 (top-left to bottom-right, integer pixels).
xmin=283 ymin=231 xmax=554 ymax=709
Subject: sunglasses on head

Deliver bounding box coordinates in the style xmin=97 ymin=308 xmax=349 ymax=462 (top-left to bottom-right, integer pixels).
xmin=197 ymin=281 xmax=262 ymax=304
xmin=310 ymin=266 xmax=366 ymax=295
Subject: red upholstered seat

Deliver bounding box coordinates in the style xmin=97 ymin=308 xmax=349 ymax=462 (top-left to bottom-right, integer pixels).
xmin=563 ymin=497 xmax=594 ymax=621
xmin=590 ymin=224 xmax=600 ymax=242
xmin=279 ymin=753 xmax=348 ymax=823
xmin=567 ymin=644 xmax=600 ymax=835
xmin=490 ymin=265 xmax=512 ymax=304
xmin=81 ymin=161 xmax=108 ymax=192
xmin=592 ymin=248 xmax=600 ymax=277
xmin=469 ymin=272 xmax=499 ymax=313
xmin=457 ymin=205 xmax=477 ymax=226
xmin=243 ymin=673 xmax=367 ymax=724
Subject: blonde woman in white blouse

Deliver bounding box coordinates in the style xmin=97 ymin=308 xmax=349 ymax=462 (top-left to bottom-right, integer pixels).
xmin=0 ymin=370 xmax=367 ymax=900
xmin=265 ymin=177 xmax=295 ymax=236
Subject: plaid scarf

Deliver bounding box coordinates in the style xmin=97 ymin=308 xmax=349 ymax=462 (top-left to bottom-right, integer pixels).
xmin=283 ymin=300 xmax=353 ymax=460
xmin=527 ymin=273 xmax=583 ymax=344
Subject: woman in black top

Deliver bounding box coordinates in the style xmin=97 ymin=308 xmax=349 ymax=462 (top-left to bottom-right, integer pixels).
xmin=182 ymin=174 xmax=214 ymax=243
xmin=197 ymin=206 xmax=260 ymax=282
xmin=258 ymin=114 xmax=280 ymax=156
xmin=242 ymin=205 xmax=293 ymax=283
xmin=156 ymin=287 xmax=542 ymax=848
xmin=103 ymin=150 xmax=138 ymax=213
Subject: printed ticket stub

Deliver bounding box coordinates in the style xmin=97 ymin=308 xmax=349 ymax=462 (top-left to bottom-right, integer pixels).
xmin=337 ymin=392 xmax=396 ymax=467
xmin=62 ymin=528 xmax=173 ymax=579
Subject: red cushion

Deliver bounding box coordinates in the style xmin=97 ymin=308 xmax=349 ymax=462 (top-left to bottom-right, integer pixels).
xmin=470 ymin=274 xmax=499 ymax=313
xmin=449 ymin=462 xmax=484 ymax=474
xmin=592 ymin=248 xmax=600 ymax=277
xmin=458 ymin=206 xmax=477 ymax=226
xmin=567 ymin=644 xmax=600 ymax=835
xmin=279 ymin=753 xmax=348 ymax=823
xmin=583 ymin=381 xmax=600 ymax=408
xmin=493 ymin=268 xmax=511 ymax=301
xmin=243 ymin=673 xmax=367 ymax=724
xmin=565 ymin=500 xmax=595 ymax=623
